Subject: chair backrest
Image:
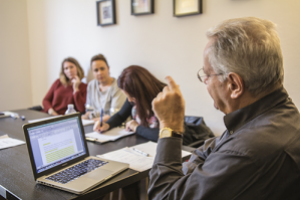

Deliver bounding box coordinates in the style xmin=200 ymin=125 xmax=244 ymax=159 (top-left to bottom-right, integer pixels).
xmin=183 ymin=116 xmax=215 ymax=147
xmin=28 ymin=105 xmax=43 ymax=111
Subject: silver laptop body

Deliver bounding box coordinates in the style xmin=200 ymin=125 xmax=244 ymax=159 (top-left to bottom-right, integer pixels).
xmin=23 ymin=113 xmax=129 ymax=194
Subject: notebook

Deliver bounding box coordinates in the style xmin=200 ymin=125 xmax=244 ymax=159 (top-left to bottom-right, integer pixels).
xmin=23 ymin=113 xmax=129 ymax=194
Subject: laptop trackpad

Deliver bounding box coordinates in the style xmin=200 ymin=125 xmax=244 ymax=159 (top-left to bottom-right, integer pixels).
xmin=85 ymin=169 xmax=113 ymax=180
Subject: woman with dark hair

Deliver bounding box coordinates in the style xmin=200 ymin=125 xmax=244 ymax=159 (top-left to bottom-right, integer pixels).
xmin=81 ymin=54 xmax=126 ymax=121
xmin=43 ymin=57 xmax=87 ymax=115
xmin=93 ymin=65 xmax=166 ymax=141
xmin=94 ymin=65 xmax=214 ymax=200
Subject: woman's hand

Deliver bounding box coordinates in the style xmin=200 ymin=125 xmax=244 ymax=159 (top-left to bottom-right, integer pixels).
xmin=93 ymin=120 xmax=110 ymax=133
xmin=72 ymin=76 xmax=81 ymax=93
xmin=125 ymin=120 xmax=139 ymax=132
xmin=92 ymin=117 xmax=100 ymax=122
xmin=81 ymin=112 xmax=90 ymax=120
xmin=48 ymin=108 xmax=59 ymax=116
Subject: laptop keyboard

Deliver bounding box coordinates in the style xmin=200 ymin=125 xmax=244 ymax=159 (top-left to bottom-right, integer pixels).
xmin=46 ymin=159 xmax=108 ymax=184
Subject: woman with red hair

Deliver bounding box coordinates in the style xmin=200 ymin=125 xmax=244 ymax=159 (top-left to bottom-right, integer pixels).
xmin=93 ymin=65 xmax=165 ymax=141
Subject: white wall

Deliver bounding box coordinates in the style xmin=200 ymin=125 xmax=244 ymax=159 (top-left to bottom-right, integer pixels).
xmin=0 ymin=0 xmax=32 ymax=111
xmin=2 ymin=0 xmax=300 ymax=135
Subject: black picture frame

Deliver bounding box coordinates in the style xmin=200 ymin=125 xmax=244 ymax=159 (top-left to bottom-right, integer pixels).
xmin=96 ymin=0 xmax=116 ymax=26
xmin=173 ymin=0 xmax=202 ymax=17
xmin=131 ymin=0 xmax=154 ymax=16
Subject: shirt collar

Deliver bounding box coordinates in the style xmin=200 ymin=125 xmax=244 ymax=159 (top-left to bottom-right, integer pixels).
xmin=224 ymin=86 xmax=288 ymax=134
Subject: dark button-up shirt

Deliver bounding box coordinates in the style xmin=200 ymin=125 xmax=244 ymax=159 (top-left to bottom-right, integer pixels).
xmin=148 ymin=87 xmax=300 ymax=200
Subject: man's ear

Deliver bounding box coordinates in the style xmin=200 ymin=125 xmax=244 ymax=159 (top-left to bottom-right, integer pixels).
xmin=227 ymin=72 xmax=244 ymax=99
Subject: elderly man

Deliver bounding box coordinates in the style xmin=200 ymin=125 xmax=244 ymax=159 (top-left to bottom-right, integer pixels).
xmin=148 ymin=17 xmax=300 ymax=200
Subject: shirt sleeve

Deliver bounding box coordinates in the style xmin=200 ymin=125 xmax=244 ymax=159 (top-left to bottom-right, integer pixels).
xmin=85 ymin=82 xmax=92 ymax=108
xmin=106 ymin=99 xmax=132 ymax=129
xmin=148 ymin=137 xmax=258 ymax=200
xmin=110 ymin=84 xmax=126 ymax=113
xmin=73 ymin=83 xmax=87 ymax=113
xmin=42 ymin=80 xmax=58 ymax=112
xmin=182 ymin=136 xmax=219 ymax=174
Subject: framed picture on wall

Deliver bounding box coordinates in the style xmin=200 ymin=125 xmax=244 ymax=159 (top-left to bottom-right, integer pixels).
xmin=131 ymin=0 xmax=154 ymax=15
xmin=174 ymin=0 xmax=202 ymax=17
xmin=96 ymin=0 xmax=116 ymax=26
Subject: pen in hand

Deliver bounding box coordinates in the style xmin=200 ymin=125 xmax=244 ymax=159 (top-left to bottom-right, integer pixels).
xmin=100 ymin=109 xmax=103 ymax=133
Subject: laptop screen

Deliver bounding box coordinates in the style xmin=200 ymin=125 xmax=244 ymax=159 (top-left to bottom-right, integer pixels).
xmin=27 ymin=116 xmax=86 ymax=174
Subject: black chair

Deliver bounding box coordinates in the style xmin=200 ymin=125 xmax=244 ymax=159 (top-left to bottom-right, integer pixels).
xmin=28 ymin=105 xmax=43 ymax=111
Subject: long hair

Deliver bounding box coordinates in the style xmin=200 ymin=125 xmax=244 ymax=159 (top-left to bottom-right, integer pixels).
xmin=59 ymin=57 xmax=84 ymax=85
xmin=117 ymin=65 xmax=166 ymax=127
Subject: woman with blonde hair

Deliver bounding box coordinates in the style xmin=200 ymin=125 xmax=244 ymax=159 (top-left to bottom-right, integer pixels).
xmin=43 ymin=57 xmax=87 ymax=115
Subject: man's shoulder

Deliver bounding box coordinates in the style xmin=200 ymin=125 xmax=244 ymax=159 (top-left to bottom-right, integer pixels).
xmin=221 ymin=108 xmax=300 ymax=163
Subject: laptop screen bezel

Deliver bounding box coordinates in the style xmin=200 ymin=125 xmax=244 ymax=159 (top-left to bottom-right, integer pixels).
xmin=23 ymin=113 xmax=90 ymax=181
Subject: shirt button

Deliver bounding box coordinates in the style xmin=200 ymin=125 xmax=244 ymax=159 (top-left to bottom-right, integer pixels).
xmin=230 ymin=131 xmax=233 ymax=134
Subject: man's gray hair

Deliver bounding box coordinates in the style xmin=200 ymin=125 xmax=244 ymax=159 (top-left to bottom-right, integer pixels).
xmin=206 ymin=17 xmax=284 ymax=95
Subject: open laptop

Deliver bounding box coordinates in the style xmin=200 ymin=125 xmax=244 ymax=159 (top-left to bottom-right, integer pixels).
xmin=23 ymin=113 xmax=129 ymax=194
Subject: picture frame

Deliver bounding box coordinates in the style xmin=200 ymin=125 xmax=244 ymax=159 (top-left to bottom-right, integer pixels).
xmin=96 ymin=0 xmax=116 ymax=26
xmin=131 ymin=0 xmax=154 ymax=16
xmin=173 ymin=0 xmax=202 ymax=17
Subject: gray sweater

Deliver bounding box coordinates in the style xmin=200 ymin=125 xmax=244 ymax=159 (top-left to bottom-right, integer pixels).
xmin=86 ymin=78 xmax=126 ymax=119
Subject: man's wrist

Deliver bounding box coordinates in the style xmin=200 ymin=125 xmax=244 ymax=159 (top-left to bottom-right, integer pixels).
xmin=159 ymin=127 xmax=183 ymax=139
xmin=159 ymin=121 xmax=184 ymax=134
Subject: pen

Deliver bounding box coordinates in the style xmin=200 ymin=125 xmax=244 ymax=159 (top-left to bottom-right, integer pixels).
xmin=132 ymin=148 xmax=149 ymax=157
xmin=100 ymin=108 xmax=103 ymax=133
xmin=100 ymin=108 xmax=103 ymax=127
xmin=10 ymin=113 xmax=20 ymax=119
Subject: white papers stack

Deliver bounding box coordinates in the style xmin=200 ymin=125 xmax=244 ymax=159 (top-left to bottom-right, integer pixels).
xmin=0 ymin=111 xmax=18 ymax=119
xmin=98 ymin=141 xmax=192 ymax=172
xmin=0 ymin=135 xmax=26 ymax=150
xmin=85 ymin=127 xmax=134 ymax=143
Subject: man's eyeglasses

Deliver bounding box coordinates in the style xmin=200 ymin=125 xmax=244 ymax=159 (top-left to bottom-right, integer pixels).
xmin=197 ymin=68 xmax=223 ymax=83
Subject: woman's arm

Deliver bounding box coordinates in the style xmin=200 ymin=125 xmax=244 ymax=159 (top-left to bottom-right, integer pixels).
xmin=42 ymin=80 xmax=59 ymax=114
xmin=135 ymin=126 xmax=159 ymax=141
xmin=73 ymin=83 xmax=87 ymax=113
xmin=110 ymin=85 xmax=127 ymax=114
xmin=106 ymin=99 xmax=132 ymax=129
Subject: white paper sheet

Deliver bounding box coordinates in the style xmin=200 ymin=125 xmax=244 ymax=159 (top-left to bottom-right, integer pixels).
xmin=97 ymin=141 xmax=192 ymax=172
xmin=0 ymin=111 xmax=18 ymax=119
xmin=0 ymin=135 xmax=25 ymax=150
xmin=99 ymin=148 xmax=154 ymax=172
xmin=85 ymin=127 xmax=134 ymax=143
xmin=81 ymin=119 xmax=95 ymax=126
